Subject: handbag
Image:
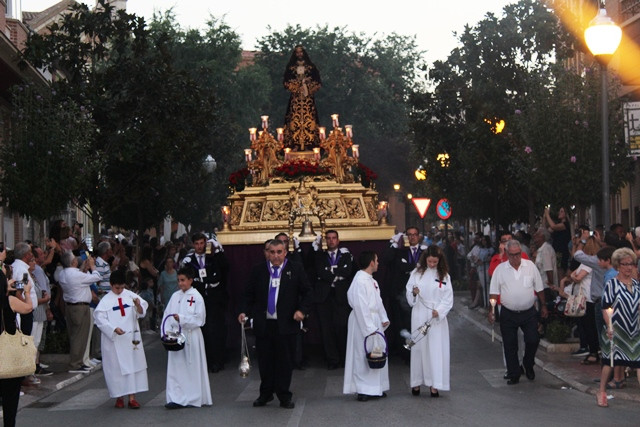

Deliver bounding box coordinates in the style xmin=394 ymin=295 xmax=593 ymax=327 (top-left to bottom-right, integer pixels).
xmin=564 ymin=284 xmax=587 ymax=317
xmin=0 ymin=306 xmax=37 ymax=379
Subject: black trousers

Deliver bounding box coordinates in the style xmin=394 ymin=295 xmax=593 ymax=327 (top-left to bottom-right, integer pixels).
xmin=0 ymin=377 xmax=22 ymax=427
xmin=580 ymin=301 xmax=600 ymax=354
xmin=316 ymin=291 xmax=349 ymax=365
xmin=20 ymin=311 xmax=33 ymax=336
xmin=500 ymin=306 xmax=539 ymax=379
xmin=201 ymin=302 xmax=227 ymax=370
xmin=255 ymin=320 xmax=296 ymax=402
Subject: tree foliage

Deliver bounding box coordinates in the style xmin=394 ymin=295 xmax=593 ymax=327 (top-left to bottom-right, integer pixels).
xmin=409 ymin=0 xmax=633 ymax=226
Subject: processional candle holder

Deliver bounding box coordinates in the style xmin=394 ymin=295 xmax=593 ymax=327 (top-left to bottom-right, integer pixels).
xmin=607 ymin=307 xmax=614 ymax=368
xmin=489 ymin=298 xmax=497 ymax=342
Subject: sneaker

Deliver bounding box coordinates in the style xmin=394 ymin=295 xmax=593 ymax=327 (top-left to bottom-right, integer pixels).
xmin=22 ymin=375 xmax=41 ymax=385
xmin=35 ymin=366 xmax=54 ymax=376
xmin=90 ymin=358 xmax=102 ymax=365
xmin=572 ymin=348 xmax=589 ymax=357
xmin=39 ymin=363 xmax=49 ymax=369
xmin=68 ymin=366 xmax=92 ymax=374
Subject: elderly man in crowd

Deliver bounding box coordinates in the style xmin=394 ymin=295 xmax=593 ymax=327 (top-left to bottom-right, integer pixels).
xmin=488 ymin=240 xmax=547 ymax=385
xmin=58 ymin=251 xmax=102 ymax=374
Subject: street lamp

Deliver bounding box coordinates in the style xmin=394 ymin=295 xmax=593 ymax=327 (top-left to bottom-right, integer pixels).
xmin=203 ymin=154 xmax=217 ymax=174
xmin=414 ymin=166 xmax=427 ymax=181
xmin=585 ymin=6 xmax=622 ymax=228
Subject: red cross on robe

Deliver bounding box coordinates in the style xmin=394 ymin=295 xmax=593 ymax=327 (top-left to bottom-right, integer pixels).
xmin=188 ymin=296 xmax=196 ymax=306
xmin=118 ymin=297 xmax=125 ymax=316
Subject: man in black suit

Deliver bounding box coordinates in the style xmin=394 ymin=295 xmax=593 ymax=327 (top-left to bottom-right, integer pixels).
xmin=313 ymin=230 xmax=354 ymax=369
xmin=382 ymin=227 xmax=426 ymax=355
xmin=238 ymin=239 xmax=312 ymax=409
xmin=183 ymin=232 xmax=229 ymax=372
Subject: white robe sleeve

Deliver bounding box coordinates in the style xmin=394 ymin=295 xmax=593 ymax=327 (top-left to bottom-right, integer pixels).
xmin=406 ymin=270 xmax=418 ymax=308
xmin=435 ymin=274 xmax=454 ymax=318
xmin=179 ymin=291 xmax=205 ymax=330
xmin=94 ymin=296 xmax=118 ymax=340
xmin=352 ymin=280 xmax=378 ymax=337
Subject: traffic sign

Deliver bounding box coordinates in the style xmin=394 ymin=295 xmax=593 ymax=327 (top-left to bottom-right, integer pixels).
xmin=436 ymin=199 xmax=451 ymax=220
xmin=411 ymin=198 xmax=431 ymax=218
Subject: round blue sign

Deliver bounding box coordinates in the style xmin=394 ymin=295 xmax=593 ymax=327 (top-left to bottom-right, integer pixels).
xmin=436 ymin=199 xmax=451 ymax=220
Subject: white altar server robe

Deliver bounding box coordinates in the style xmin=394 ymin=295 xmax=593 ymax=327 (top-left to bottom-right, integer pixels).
xmin=406 ymin=267 xmax=453 ymax=390
xmin=343 ymin=270 xmax=390 ymax=396
xmin=94 ymin=289 xmax=149 ymax=398
xmin=163 ymin=287 xmax=212 ymax=407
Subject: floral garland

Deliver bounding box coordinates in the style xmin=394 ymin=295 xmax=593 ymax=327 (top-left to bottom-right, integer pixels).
xmin=356 ymin=162 xmax=378 ymax=181
xmin=228 ymin=167 xmax=250 ymax=186
xmin=274 ymin=159 xmax=329 ymax=178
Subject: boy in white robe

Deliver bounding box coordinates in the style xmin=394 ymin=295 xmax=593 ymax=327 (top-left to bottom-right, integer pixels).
xmin=164 ymin=266 xmax=212 ymax=409
xmin=343 ymin=251 xmax=390 ymax=401
xmin=94 ymin=269 xmax=149 ymax=409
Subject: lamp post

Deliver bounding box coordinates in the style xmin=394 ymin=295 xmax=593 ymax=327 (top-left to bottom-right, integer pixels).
xmin=203 ymin=154 xmax=217 ymax=231
xmin=585 ymin=6 xmax=622 ymax=228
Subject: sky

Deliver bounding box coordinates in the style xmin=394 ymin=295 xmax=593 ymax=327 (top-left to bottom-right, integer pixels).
xmin=21 ymin=0 xmax=515 ymax=64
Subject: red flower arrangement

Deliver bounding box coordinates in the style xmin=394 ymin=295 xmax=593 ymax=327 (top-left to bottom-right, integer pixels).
xmin=274 ymin=159 xmax=329 ymax=178
xmin=228 ymin=167 xmax=250 ymax=186
xmin=356 ymin=162 xmax=378 ymax=181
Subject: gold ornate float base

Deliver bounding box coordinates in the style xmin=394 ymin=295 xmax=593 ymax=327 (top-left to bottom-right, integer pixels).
xmin=217 ymin=178 xmax=395 ymax=245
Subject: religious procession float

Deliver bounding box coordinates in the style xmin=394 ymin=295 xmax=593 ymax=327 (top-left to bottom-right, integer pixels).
xmin=216 ymin=47 xmax=395 ymax=249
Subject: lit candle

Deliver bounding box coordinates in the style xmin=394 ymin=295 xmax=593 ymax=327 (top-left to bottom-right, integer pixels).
xmin=331 ymin=114 xmax=339 ymax=128
xmin=352 ymin=144 xmax=359 ymax=159
xmin=607 ymin=307 xmax=614 ymax=367
xmin=489 ymin=298 xmax=497 ymax=342
xmin=284 ymin=147 xmax=291 ymax=161
xmin=244 ymin=149 xmax=252 ymax=163
xmin=261 ymin=115 xmax=269 ymax=129
xmin=258 ymin=131 xmax=263 ymax=138
xmin=345 ymin=125 xmax=353 ymax=138
xmin=319 ymin=127 xmax=326 ymax=140
xmin=221 ymin=205 xmax=230 ymax=221
xmin=249 ymin=127 xmax=257 ymax=142
xmin=276 ymin=128 xmax=284 ymax=142
xmin=313 ymin=147 xmax=320 ymax=161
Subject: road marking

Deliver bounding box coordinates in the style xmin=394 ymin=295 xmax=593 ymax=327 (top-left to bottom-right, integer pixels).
xmin=286 ymin=398 xmax=305 ymax=427
xmin=479 ymin=369 xmax=510 ymax=388
xmin=50 ymin=388 xmax=109 ymax=411
xmin=235 ymin=380 xmax=260 ymax=402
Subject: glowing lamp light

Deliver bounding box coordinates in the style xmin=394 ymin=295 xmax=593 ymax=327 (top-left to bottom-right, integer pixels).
xmin=393 ymin=184 xmax=401 ymax=191
xmin=261 ymin=115 xmax=269 ymax=129
xmin=415 ymin=166 xmax=427 ymax=181
xmin=319 ymin=127 xmax=326 ymax=140
xmin=331 ymin=114 xmax=339 ymax=127
xmin=585 ymin=8 xmax=622 ymax=60
xmin=437 ymin=153 xmax=450 ymax=168
xmin=248 ymin=127 xmax=257 ymax=141
xmin=407 ymin=193 xmax=413 ymax=200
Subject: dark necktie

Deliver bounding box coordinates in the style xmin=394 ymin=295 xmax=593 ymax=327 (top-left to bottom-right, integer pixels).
xmin=198 ymin=255 xmax=204 ymax=268
xmin=412 ymin=247 xmax=417 ymax=263
xmin=267 ymin=266 xmax=279 ymax=315
xmin=330 ymin=251 xmax=336 ymax=264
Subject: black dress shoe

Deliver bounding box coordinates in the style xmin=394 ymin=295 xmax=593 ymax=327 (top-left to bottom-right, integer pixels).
xmin=357 ymin=394 xmax=370 ymax=402
xmin=503 ymin=372 xmax=509 ymax=380
xmin=253 ymin=395 xmax=274 ymax=407
xmin=279 ymin=400 xmax=295 ymax=409
xmin=506 ymin=377 xmax=520 ymax=385
xmin=411 ymin=387 xmax=420 ymax=396
xmin=430 ymin=387 xmax=439 ymax=398
xmin=164 ymin=402 xmax=184 ymax=409
xmin=524 ymin=366 xmax=535 ymax=380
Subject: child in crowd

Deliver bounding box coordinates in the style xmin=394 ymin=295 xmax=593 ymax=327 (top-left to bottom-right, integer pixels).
xmin=163 ymin=266 xmax=211 ymax=409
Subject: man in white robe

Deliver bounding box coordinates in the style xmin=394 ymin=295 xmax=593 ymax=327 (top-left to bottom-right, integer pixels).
xmin=164 ymin=266 xmax=212 ymax=409
xmin=343 ymin=251 xmax=390 ymax=401
xmin=93 ymin=270 xmax=148 ymax=408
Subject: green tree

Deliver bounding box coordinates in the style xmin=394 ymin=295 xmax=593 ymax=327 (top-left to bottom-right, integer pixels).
xmin=255 ymin=25 xmax=425 ymax=194
xmin=0 ymin=84 xmax=96 ymax=221
xmin=21 ymin=1 xmax=224 ymax=234
xmin=409 ymin=0 xmax=632 ymax=227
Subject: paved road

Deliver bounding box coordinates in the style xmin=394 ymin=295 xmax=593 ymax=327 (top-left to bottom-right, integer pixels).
xmin=15 ymin=306 xmax=640 ymax=426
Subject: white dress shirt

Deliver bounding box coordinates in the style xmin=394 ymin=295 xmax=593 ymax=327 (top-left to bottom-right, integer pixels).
xmin=59 ymin=267 xmax=102 ymax=303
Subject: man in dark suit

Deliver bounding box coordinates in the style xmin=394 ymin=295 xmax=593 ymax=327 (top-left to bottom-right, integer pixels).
xmin=238 ymin=239 xmax=312 ymax=409
xmin=382 ymin=227 xmax=426 ymax=355
xmin=313 ymin=230 xmax=354 ymax=369
xmin=183 ymin=232 xmax=229 ymax=373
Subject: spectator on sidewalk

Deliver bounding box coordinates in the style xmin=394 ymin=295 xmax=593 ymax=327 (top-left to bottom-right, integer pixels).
xmin=58 ymin=251 xmax=102 ymax=374
xmin=32 ymin=246 xmax=54 ymax=376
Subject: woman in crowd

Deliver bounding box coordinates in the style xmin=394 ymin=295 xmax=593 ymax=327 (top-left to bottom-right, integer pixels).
xmin=158 ymin=257 xmax=178 ymax=307
xmin=0 ymin=247 xmax=34 ymax=427
xmin=405 ymin=245 xmax=453 ymax=397
xmin=597 ymin=248 xmax=640 ymax=407
xmin=467 ymin=235 xmax=493 ymax=309
xmin=544 ymin=206 xmax=571 ymax=274
xmin=556 ymin=236 xmax=600 ymax=365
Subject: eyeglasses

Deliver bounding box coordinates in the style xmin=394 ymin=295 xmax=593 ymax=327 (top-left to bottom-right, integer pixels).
xmin=619 ymin=262 xmax=635 ymax=267
xmin=500 ymin=238 xmax=512 ymax=243
xmin=507 ymin=252 xmax=521 ymax=257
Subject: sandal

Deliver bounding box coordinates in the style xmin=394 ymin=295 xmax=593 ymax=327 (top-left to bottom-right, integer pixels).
xmin=606 ymin=379 xmax=626 ymax=389
xmin=581 ymin=354 xmax=600 ymax=365
xmin=596 ymin=391 xmax=608 ymax=407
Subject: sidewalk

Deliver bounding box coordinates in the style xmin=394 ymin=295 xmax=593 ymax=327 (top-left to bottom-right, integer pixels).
xmin=454 ymin=291 xmax=640 ymax=403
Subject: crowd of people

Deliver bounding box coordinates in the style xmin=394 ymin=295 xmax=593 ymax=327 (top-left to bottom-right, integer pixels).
xmin=4 ymin=208 xmax=640 ymax=423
